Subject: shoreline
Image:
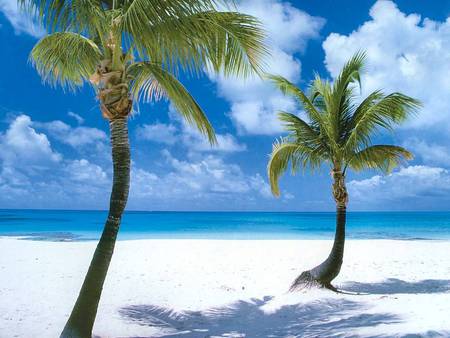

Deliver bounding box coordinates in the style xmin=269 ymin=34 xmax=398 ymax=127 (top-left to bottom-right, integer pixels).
xmin=3 ymin=233 xmax=450 ymax=242
xmin=1 ymin=237 xmax=449 ymax=337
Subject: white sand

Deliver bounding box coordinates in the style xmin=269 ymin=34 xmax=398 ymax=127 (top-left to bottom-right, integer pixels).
xmin=0 ymin=237 xmax=449 ymax=337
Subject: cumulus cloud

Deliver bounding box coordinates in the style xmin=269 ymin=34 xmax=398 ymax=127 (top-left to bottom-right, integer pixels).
xmin=179 ymin=124 xmax=247 ymax=153
xmin=348 ymin=165 xmax=450 ymax=209
xmin=162 ymin=150 xmax=251 ymax=194
xmin=136 ymin=120 xmax=246 ymax=153
xmin=323 ymin=0 xmax=450 ymax=130
xmin=0 ymin=0 xmax=44 ymax=37
xmin=0 ymin=115 xmax=111 ymax=208
xmin=0 ymin=114 xmax=276 ymax=209
xmin=0 ymin=165 xmax=31 ymax=197
xmin=0 ymin=115 xmax=61 ymax=167
xmin=37 ymin=120 xmax=107 ymax=148
xmin=404 ymin=138 xmax=450 ymax=167
xmin=210 ymin=0 xmax=325 ymax=135
xmin=128 ymin=150 xmax=277 ymax=209
xmin=65 ymin=159 xmax=108 ymax=185
xmin=0 ymin=158 xmax=111 ymax=208
xmin=136 ymin=123 xmax=178 ymax=145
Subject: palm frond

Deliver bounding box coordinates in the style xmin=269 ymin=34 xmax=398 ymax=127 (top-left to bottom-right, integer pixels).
xmin=128 ymin=62 xmax=216 ymax=144
xmin=309 ymin=74 xmax=332 ymax=113
xmin=121 ymin=0 xmax=219 ymax=21
xmin=267 ymin=138 xmax=322 ymax=197
xmin=347 ymin=145 xmax=413 ymax=173
xmin=345 ymin=91 xmax=421 ymax=151
xmin=278 ymin=111 xmax=329 ymax=153
xmin=18 ymin=0 xmax=105 ymax=33
xmin=122 ymin=9 xmax=267 ymax=77
xmin=30 ymin=32 xmax=102 ymax=89
xmin=331 ymin=50 xmax=365 ymax=100
xmin=266 ymin=74 xmax=330 ymax=134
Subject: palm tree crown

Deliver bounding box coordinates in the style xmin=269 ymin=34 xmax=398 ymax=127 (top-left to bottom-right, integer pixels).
xmin=267 ymin=52 xmax=421 ymax=198
xmin=22 ymin=0 xmax=267 ymax=141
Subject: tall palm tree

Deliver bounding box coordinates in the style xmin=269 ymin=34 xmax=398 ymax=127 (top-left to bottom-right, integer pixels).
xmin=267 ymin=52 xmax=420 ymax=291
xmin=20 ymin=1 xmax=267 ymax=336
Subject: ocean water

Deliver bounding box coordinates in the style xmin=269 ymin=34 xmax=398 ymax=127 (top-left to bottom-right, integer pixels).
xmin=1 ymin=209 xmax=450 ymax=241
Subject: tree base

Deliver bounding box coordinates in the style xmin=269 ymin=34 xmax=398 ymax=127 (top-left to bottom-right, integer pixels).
xmin=289 ymin=270 xmax=338 ymax=292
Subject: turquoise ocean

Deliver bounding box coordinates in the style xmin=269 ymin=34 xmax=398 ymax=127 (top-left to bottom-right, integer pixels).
xmin=1 ymin=209 xmax=450 ymax=241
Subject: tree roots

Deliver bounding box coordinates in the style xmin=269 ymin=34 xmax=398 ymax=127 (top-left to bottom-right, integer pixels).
xmin=289 ymin=270 xmax=338 ymax=292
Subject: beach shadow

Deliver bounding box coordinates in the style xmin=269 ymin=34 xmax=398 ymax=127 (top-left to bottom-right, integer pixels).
xmin=119 ymin=297 xmax=400 ymax=337
xmin=341 ymin=279 xmax=450 ymax=295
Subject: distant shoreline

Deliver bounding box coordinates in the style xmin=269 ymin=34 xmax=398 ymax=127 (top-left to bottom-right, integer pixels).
xmin=2 ymin=234 xmax=448 ymax=243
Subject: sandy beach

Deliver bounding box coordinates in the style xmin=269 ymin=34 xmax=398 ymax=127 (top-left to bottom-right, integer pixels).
xmin=0 ymin=237 xmax=449 ymax=337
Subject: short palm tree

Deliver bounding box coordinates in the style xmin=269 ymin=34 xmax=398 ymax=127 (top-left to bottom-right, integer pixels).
xmin=20 ymin=1 xmax=267 ymax=336
xmin=267 ymin=52 xmax=420 ymax=291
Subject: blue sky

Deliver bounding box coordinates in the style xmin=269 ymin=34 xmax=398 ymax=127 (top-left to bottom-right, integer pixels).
xmin=1 ymin=0 xmax=450 ymax=211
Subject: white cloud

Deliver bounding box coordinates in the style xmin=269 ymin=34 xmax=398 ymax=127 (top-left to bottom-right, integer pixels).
xmin=348 ymin=165 xmax=450 ymax=208
xmin=190 ymin=133 xmax=247 ymax=153
xmin=323 ymin=0 xmax=450 ymax=130
xmin=37 ymin=120 xmax=107 ymax=147
xmin=136 ymin=119 xmax=247 ymax=153
xmin=130 ymin=150 xmax=274 ymax=206
xmin=348 ymin=175 xmax=384 ymax=193
xmin=136 ymin=123 xmax=178 ymax=145
xmin=0 ymin=157 xmax=110 ymax=209
xmin=210 ymin=0 xmax=325 ymax=135
xmin=0 ymin=112 xmax=289 ymax=209
xmin=0 ymin=115 xmax=112 ymax=208
xmin=0 ymin=0 xmax=44 ymax=37
xmin=179 ymin=122 xmax=247 ymax=153
xmin=404 ymin=138 xmax=450 ymax=167
xmin=0 ymin=115 xmax=272 ymax=209
xmin=248 ymin=173 xmax=272 ymax=198
xmin=0 ymin=115 xmax=61 ymax=167
xmin=65 ymin=159 xmax=108 ymax=185
xmin=0 ymin=168 xmax=30 ymax=200
xmin=67 ymin=112 xmax=85 ymax=125
xmin=227 ymin=98 xmax=295 ymax=135
xmin=162 ymin=150 xmax=254 ymax=194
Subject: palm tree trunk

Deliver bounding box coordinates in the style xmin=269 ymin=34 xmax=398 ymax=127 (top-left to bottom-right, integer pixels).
xmin=60 ymin=118 xmax=130 ymax=338
xmin=290 ymin=169 xmax=347 ymax=291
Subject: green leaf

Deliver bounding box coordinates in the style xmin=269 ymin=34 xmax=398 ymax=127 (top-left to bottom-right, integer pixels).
xmin=122 ymin=9 xmax=268 ymax=77
xmin=18 ymin=0 xmax=105 ymax=33
xmin=265 ymin=74 xmax=331 ymax=141
xmin=30 ymin=32 xmax=102 ymax=89
xmin=347 ymin=145 xmax=413 ymax=173
xmin=345 ymin=91 xmax=421 ymax=151
xmin=128 ymin=62 xmax=216 ymax=144
xmin=267 ymin=137 xmax=323 ymax=197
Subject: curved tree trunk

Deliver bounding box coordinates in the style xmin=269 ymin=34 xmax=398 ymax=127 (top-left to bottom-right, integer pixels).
xmin=290 ymin=169 xmax=348 ymax=292
xmin=61 ymin=118 xmax=130 ymax=338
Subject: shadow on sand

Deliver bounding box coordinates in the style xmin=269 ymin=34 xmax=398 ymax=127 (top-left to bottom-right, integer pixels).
xmin=119 ymin=297 xmax=399 ymax=337
xmin=341 ymin=278 xmax=450 ymax=295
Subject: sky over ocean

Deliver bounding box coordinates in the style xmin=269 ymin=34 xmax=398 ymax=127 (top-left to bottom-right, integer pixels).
xmin=1 ymin=0 xmax=450 ymax=211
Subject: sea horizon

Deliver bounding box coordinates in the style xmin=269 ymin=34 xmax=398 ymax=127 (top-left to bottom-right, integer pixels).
xmin=2 ymin=209 xmax=450 ymax=241
xmin=3 ymin=208 xmax=450 ymax=212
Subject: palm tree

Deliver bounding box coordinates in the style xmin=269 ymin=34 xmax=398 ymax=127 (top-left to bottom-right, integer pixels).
xmin=266 ymin=52 xmax=420 ymax=291
xmin=20 ymin=1 xmax=267 ymax=336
